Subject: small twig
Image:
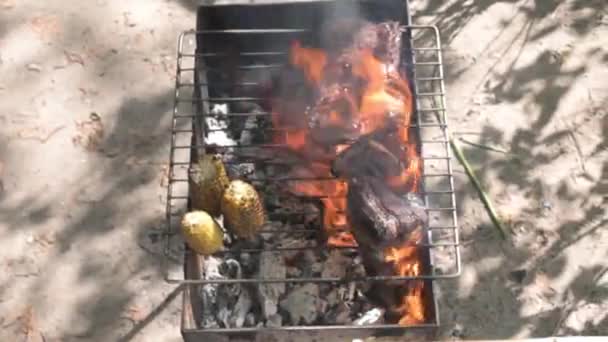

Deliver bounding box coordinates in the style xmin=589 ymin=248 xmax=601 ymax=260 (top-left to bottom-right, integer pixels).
xmin=458 ymin=137 xmax=513 ymax=155
xmin=425 ymin=67 xmax=507 ymax=239
xmin=553 ymin=289 xmax=575 ymax=335
xmin=560 ymin=118 xmax=588 ymax=175
xmin=450 ymin=138 xmax=508 ymax=239
xmin=16 ymin=125 xmax=65 ymax=143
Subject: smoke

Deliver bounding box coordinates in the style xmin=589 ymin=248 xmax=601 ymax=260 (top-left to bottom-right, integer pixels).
xmin=324 ymin=0 xmax=362 ymax=20
xmin=319 ymin=0 xmax=366 ymax=52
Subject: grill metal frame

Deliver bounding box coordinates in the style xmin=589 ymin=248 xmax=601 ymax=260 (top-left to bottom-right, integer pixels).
xmin=164 ymin=1 xmax=460 ymax=339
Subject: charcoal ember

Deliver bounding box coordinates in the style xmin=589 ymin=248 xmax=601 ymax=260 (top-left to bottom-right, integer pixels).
xmin=245 ymin=313 xmax=257 ymax=327
xmin=326 ymin=287 xmax=342 ymax=307
xmin=265 ymin=313 xmax=283 ymax=328
xmin=286 ymin=266 xmax=302 ymax=278
xmin=231 ymin=288 xmax=253 ymax=328
xmin=226 ymin=163 xmax=256 ymax=180
xmin=280 ymin=283 xmax=326 ymax=324
xmin=228 ymin=102 xmax=263 ymax=141
xmin=354 ymin=308 xmax=386 ymax=325
xmin=279 ymin=236 xmax=314 ymax=261
xmin=299 ymin=250 xmax=322 ymax=277
xmin=199 ymin=256 xmax=224 ymax=328
xmin=216 ymin=259 xmax=250 ymax=328
xmin=325 ymin=302 xmax=352 ymax=324
xmin=238 ymin=252 xmax=254 ymax=274
xmin=303 ymin=202 xmax=320 ymax=225
xmin=237 ymin=113 xmax=257 ymax=145
xmin=257 ymin=252 xmax=287 ymax=319
xmin=321 ymin=250 xmax=350 ymax=278
xmin=347 ymin=256 xmax=367 ymax=279
xmin=205 ymin=103 xmax=238 ymax=147
xmin=259 ymin=221 xmax=282 ymax=243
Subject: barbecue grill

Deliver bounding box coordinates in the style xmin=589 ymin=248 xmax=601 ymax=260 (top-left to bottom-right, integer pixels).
xmin=164 ymin=0 xmax=460 ymax=340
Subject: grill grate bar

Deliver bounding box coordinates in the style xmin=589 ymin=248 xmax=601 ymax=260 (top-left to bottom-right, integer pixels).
xmin=197 ymin=28 xmax=311 ymax=34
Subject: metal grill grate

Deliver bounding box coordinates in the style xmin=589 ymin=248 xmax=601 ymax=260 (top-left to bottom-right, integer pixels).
xmin=164 ymin=3 xmax=459 ymax=337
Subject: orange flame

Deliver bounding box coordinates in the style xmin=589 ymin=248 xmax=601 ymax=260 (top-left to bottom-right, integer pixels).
xmin=274 ymin=40 xmax=424 ymax=323
xmin=384 ymin=229 xmax=425 ymax=325
xmin=290 ymin=41 xmax=327 ymax=86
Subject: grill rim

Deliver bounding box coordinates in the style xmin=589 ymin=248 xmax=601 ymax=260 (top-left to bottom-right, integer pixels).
xmin=163 ymin=0 xmax=460 ymax=337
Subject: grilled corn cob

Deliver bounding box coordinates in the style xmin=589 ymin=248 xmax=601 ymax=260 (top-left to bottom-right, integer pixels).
xmin=189 ymin=154 xmax=230 ymax=217
xmin=180 ymin=210 xmax=224 ymax=255
xmin=221 ymin=180 xmax=266 ymax=239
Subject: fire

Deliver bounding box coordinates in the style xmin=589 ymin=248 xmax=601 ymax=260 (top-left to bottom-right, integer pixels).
xmin=273 ymin=39 xmax=424 ymax=324
xmin=384 ymin=229 xmax=425 ymax=325
xmin=290 ymin=41 xmax=327 ymax=86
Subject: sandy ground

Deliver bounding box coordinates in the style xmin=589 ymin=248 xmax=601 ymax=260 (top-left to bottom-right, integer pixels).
xmin=0 ymin=0 xmax=606 ymax=341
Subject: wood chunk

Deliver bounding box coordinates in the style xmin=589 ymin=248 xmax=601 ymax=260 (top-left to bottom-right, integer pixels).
xmin=346 ymin=176 xmax=426 ymax=249
xmin=344 ymin=175 xmax=427 ymax=315
xmin=332 ymin=136 xmax=404 ymax=180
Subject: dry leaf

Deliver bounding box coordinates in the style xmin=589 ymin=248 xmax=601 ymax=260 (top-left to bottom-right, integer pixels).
xmin=34 ymin=232 xmax=56 ymax=247
xmin=15 ymin=125 xmax=65 ymax=143
xmin=64 ymin=50 xmax=85 ymax=66
xmin=26 ymin=63 xmax=42 ymax=72
xmin=72 ymin=113 xmax=104 ymax=151
xmin=122 ymin=305 xmax=146 ymax=323
xmin=17 ymin=306 xmax=36 ymax=338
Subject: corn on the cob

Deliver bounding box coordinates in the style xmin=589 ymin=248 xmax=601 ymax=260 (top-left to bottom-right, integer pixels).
xmin=189 ymin=154 xmax=230 ymax=217
xmin=180 ymin=210 xmax=224 ymax=255
xmin=221 ymin=180 xmax=266 ymax=239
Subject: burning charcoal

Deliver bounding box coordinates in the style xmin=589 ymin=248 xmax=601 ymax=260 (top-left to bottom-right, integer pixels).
xmin=321 ymin=250 xmax=350 ymax=278
xmin=303 ymin=203 xmax=320 ymax=225
xmin=278 ymin=236 xmax=312 ymax=260
xmin=257 ymin=252 xmax=286 ymax=319
xmin=231 ymin=287 xmax=253 ymax=328
xmin=260 ymin=221 xmax=283 ymax=243
xmin=219 ymin=258 xmax=243 ymax=297
xmin=347 ymin=260 xmax=368 ymax=284
xmin=354 ymin=308 xmax=385 ymax=325
xmin=265 ymin=314 xmax=283 ymax=328
xmin=238 ymin=114 xmax=257 ymax=145
xmin=326 ymin=287 xmax=342 ymax=307
xmin=280 ymin=283 xmax=325 ymax=325
xmin=286 ymin=266 xmax=302 ymax=278
xmin=325 ymin=303 xmax=352 ymax=324
xmin=311 ymin=262 xmax=323 ymax=275
xmin=215 ymin=259 xmax=246 ymax=328
xmin=239 ymin=252 xmax=254 ymax=273
xmin=226 ymin=163 xmax=256 ymax=180
xmin=199 ymin=256 xmax=225 ymax=328
xmin=205 ymin=103 xmax=238 ymax=147
xmin=299 ymin=249 xmax=323 ymax=277
xmin=244 ymin=313 xmax=257 ymax=327
xmin=217 ymin=305 xmax=231 ymax=328
xmin=346 ymin=283 xmax=357 ymax=301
